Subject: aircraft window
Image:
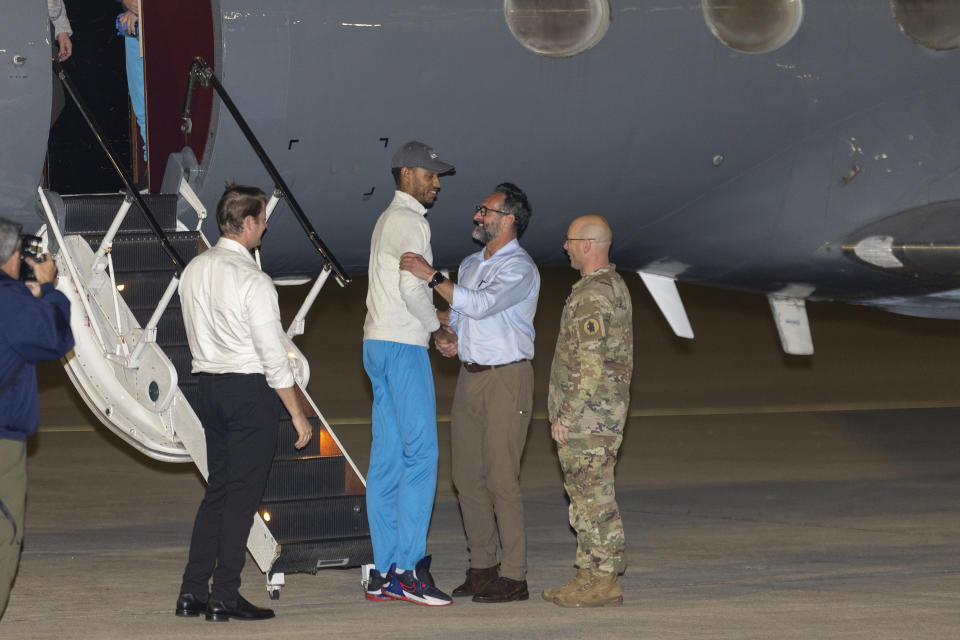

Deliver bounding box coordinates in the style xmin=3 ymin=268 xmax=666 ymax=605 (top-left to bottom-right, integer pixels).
xmin=702 ymin=0 xmax=804 ymax=54
xmin=503 ymin=0 xmax=611 ymax=58
xmin=892 ymin=0 xmax=960 ymax=50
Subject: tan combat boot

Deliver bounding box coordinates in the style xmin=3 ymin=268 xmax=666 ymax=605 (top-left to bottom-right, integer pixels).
xmin=541 ymin=568 xmax=591 ymax=601
xmin=552 ymin=571 xmax=623 ymax=608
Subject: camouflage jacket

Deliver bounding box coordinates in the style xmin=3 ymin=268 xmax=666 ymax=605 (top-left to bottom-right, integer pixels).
xmin=548 ymin=264 xmax=633 ymax=435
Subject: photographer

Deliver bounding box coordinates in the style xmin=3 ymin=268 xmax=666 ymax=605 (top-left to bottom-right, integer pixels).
xmin=0 ymin=216 xmax=74 ymax=618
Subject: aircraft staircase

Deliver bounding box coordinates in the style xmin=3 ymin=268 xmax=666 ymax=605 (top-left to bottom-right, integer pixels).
xmin=39 ymin=60 xmax=372 ymax=598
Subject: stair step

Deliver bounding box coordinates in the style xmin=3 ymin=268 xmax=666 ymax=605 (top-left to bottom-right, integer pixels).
xmin=276 ymin=417 xmax=343 ymax=459
xmin=259 ymin=495 xmax=368 ymax=543
xmin=262 ymin=457 xmax=346 ymax=501
xmin=80 ymin=232 xmax=201 ymax=272
xmin=102 ymin=272 xmax=190 ymax=348
xmin=271 ymin=537 xmax=373 ymax=573
xmin=124 ymin=310 xmax=188 ymax=346
xmin=114 ymin=273 xmax=181 ymax=311
xmin=63 ymin=194 xmax=179 ymax=233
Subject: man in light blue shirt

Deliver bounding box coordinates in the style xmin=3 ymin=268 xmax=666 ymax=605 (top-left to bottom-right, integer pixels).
xmin=401 ymin=182 xmax=539 ymax=603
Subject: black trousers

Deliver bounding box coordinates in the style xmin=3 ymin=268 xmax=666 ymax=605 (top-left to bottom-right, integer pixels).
xmin=180 ymin=373 xmax=279 ymax=602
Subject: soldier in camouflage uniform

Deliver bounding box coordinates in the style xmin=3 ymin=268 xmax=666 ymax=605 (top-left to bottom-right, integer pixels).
xmin=545 ymin=215 xmax=633 ymax=608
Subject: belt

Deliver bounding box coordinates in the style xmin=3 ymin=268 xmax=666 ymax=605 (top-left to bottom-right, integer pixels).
xmin=195 ymin=371 xmax=262 ymax=377
xmin=462 ymin=359 xmax=528 ymax=373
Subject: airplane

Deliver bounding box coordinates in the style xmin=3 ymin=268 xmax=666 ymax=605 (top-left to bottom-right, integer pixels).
xmin=8 ymin=0 xmax=960 ymax=351
xmin=3 ymin=0 xmax=960 ymax=594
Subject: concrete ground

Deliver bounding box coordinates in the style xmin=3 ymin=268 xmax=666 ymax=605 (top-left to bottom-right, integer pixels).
xmin=3 ymin=270 xmax=959 ymax=638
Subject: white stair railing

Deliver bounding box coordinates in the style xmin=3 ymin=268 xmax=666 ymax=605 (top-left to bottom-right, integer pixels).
xmin=38 ymin=188 xmax=107 ymax=350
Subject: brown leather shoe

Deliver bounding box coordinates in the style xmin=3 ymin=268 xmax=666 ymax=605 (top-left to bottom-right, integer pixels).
xmin=472 ymin=576 xmax=529 ymax=603
xmin=451 ymin=566 xmax=498 ymax=597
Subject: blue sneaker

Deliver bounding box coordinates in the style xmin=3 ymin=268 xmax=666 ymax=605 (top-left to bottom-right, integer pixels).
xmin=363 ymin=566 xmax=393 ymax=602
xmin=382 ymin=561 xmax=452 ymax=607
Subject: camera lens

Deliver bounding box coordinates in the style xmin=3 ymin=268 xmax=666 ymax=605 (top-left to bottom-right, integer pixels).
xmin=18 ymin=234 xmax=44 ymax=282
xmin=21 ymin=234 xmax=43 ymax=256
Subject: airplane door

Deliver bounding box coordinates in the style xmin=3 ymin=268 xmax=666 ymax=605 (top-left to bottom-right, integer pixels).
xmin=142 ymin=0 xmax=215 ymax=192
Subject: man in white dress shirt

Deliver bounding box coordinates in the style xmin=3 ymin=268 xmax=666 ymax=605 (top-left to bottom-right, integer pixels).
xmin=400 ymin=182 xmax=540 ymax=603
xmin=175 ymin=183 xmax=312 ymax=621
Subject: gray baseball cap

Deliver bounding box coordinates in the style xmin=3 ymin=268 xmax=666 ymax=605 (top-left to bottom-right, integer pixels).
xmin=0 ymin=216 xmax=22 ymax=264
xmin=391 ymin=141 xmax=455 ymax=175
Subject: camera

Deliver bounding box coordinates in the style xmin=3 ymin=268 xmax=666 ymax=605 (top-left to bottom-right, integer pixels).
xmin=19 ymin=234 xmax=44 ymax=282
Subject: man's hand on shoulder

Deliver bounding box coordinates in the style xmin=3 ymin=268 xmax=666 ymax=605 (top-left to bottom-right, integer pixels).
xmin=399 ymin=252 xmax=435 ymax=281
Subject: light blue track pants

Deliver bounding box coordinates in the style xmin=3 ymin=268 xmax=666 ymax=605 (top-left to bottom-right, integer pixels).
xmin=362 ymin=340 xmax=438 ymax=574
xmin=125 ymin=36 xmax=146 ymax=160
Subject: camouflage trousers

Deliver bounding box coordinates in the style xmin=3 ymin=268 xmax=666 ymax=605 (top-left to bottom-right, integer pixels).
xmin=557 ymin=433 xmax=625 ymax=574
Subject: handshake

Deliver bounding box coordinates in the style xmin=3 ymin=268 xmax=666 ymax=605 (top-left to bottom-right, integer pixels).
xmin=432 ymin=311 xmax=457 ymax=358
xmin=399 ymin=251 xmax=458 ymax=358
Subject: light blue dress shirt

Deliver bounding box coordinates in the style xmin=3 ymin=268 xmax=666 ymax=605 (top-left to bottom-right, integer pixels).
xmin=449 ymin=238 xmax=540 ymax=365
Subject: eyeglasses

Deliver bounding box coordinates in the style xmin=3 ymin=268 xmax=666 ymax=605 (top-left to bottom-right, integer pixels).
xmin=564 ymin=237 xmax=598 ymax=242
xmin=475 ymin=205 xmax=511 ymax=217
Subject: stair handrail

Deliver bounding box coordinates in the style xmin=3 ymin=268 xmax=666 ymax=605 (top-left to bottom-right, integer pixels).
xmin=54 ymin=60 xmax=188 ymax=277
xmin=37 ymin=188 xmax=107 ymax=350
xmin=177 ymin=177 xmax=208 ymax=233
xmin=181 ymin=57 xmax=351 ymax=287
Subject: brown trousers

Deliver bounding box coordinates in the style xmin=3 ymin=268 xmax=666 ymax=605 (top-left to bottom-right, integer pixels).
xmin=450 ymin=361 xmax=534 ymax=580
xmin=0 ymin=439 xmax=26 ymax=617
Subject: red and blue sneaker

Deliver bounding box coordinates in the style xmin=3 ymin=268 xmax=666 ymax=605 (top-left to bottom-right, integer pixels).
xmin=382 ymin=559 xmax=453 ymax=607
xmin=363 ymin=565 xmax=393 ymax=602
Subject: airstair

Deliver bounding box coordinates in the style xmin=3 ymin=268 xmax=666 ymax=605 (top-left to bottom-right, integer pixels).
xmin=38 ymin=60 xmax=372 ymax=598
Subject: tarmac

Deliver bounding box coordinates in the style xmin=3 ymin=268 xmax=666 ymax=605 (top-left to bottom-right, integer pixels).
xmin=2 ymin=270 xmax=959 ymax=639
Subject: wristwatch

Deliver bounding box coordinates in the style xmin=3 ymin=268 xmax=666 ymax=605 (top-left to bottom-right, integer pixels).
xmin=428 ymin=271 xmax=446 ymax=289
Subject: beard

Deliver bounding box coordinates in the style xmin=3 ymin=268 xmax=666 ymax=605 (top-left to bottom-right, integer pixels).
xmin=418 ymin=193 xmax=436 ymax=209
xmin=415 ymin=192 xmax=436 ymax=209
xmin=413 ymin=182 xmax=438 ymax=209
xmin=472 ymin=221 xmax=498 ymax=245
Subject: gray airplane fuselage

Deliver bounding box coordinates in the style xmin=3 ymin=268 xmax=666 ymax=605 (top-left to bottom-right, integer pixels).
xmin=4 ymin=1 xmax=960 ymax=316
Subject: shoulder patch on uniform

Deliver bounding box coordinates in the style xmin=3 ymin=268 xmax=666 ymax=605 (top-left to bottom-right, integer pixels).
xmin=583 ymin=318 xmax=600 ymax=335
xmin=579 ymin=315 xmax=604 ymax=340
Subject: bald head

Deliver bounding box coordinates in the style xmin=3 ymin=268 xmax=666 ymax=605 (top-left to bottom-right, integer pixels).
xmin=564 ymin=215 xmax=613 ymax=276
xmin=570 ymin=215 xmax=612 ymax=245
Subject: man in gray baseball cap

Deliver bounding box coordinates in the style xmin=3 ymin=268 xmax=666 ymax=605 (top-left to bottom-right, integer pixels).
xmin=360 ymin=141 xmax=457 ymax=605
xmin=388 ymin=141 xmax=455 ymax=212
xmin=391 ymin=140 xmax=456 ymax=177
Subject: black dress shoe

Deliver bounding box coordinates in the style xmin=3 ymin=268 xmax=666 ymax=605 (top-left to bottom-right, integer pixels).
xmin=205 ymin=595 xmax=275 ymax=622
xmin=472 ymin=577 xmax=529 ymax=603
xmin=452 ymin=566 xmax=499 ymax=597
xmin=174 ymin=592 xmax=208 ymax=617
